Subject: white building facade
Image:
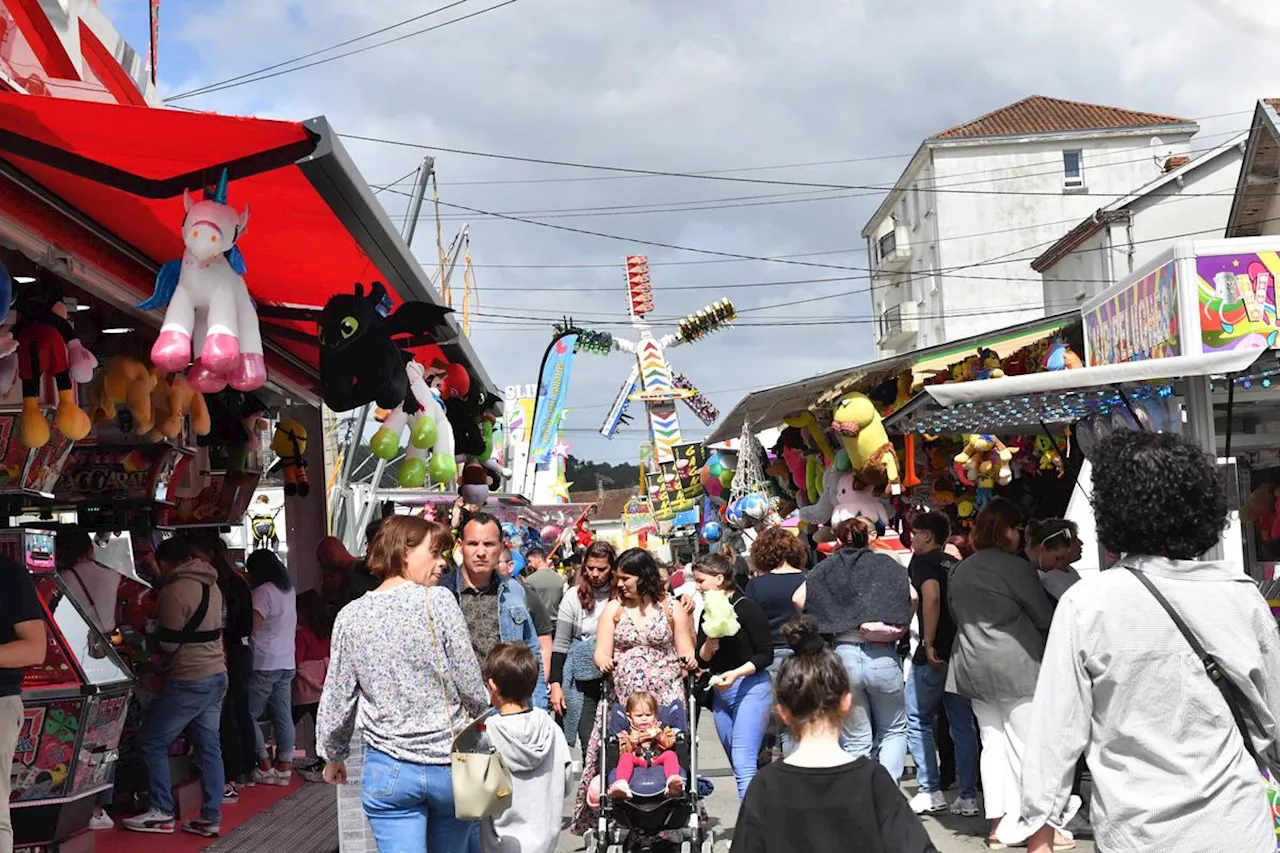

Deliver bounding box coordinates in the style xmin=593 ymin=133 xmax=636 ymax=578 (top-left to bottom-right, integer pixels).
xmin=1034 ymin=134 xmax=1247 ymax=307
xmin=864 ymin=96 xmax=1198 ymax=357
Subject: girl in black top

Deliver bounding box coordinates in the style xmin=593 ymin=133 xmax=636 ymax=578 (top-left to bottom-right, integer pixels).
xmin=693 ymin=554 xmax=773 ymax=799
xmin=732 ymin=617 xmax=936 ymax=853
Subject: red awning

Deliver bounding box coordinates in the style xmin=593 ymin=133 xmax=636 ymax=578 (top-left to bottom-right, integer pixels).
xmin=0 ymin=93 xmax=492 ymax=399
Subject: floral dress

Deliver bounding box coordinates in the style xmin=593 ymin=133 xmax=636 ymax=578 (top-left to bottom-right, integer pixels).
xmin=571 ymin=601 xmax=684 ymax=834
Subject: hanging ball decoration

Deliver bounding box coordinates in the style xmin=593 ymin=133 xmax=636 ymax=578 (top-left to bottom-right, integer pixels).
xmin=719 ymin=469 xmax=734 ymax=488
xmin=702 ymin=521 xmax=723 ymax=542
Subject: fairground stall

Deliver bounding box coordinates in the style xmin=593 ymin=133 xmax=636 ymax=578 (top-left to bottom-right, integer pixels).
xmin=892 ymin=237 xmax=1280 ymax=572
xmin=706 ymin=315 xmax=1082 ymax=559
xmin=0 ymin=91 xmax=497 ymax=853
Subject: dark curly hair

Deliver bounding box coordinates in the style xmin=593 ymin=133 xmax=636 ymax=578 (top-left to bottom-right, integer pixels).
xmin=615 ymin=548 xmax=665 ymax=604
xmin=1090 ymin=430 xmax=1226 ymax=560
xmin=750 ymin=526 xmax=808 ymax=573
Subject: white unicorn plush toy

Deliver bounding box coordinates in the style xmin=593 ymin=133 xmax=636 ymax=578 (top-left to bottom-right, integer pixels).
xmin=141 ymin=170 xmax=266 ymax=393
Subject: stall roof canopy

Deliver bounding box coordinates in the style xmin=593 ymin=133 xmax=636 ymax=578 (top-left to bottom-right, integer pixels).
xmin=707 ymin=313 xmax=1075 ymax=443
xmin=886 ymin=347 xmax=1268 ymax=434
xmin=0 ymin=93 xmax=494 ymax=397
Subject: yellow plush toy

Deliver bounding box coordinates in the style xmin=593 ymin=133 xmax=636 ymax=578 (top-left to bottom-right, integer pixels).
xmin=90 ymin=355 xmax=153 ymax=426
xmin=954 ymin=434 xmax=1018 ymax=486
xmin=831 ymin=392 xmax=901 ymax=495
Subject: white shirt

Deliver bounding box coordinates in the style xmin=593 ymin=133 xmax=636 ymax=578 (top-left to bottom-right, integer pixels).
xmin=62 ymin=558 xmax=121 ymax=633
xmin=1037 ymin=566 xmax=1082 ymax=601
xmin=251 ymin=583 xmax=298 ymax=671
xmin=1005 ymin=557 xmax=1280 ymax=852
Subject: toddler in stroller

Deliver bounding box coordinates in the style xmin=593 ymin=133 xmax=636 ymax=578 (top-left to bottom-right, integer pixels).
xmin=609 ymin=691 xmax=685 ymax=800
xmin=588 ymin=676 xmax=711 ymax=853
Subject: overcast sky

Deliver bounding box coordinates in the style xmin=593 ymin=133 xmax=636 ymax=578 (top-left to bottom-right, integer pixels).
xmin=102 ymin=0 xmax=1280 ymax=463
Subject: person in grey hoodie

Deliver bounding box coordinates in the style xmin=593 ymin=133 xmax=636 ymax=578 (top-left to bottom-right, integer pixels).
xmin=480 ymin=644 xmax=571 ymax=853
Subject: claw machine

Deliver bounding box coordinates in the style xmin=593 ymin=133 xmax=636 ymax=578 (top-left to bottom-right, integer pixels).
xmin=7 ymin=529 xmax=133 ymax=852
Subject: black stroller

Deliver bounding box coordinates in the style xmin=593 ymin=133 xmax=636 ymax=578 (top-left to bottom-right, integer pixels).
xmin=591 ymin=673 xmax=714 ymax=853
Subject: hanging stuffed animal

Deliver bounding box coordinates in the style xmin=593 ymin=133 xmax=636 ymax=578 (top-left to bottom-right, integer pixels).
xmin=830 ymin=393 xmax=901 ymax=495
xmin=142 ymin=371 xmax=211 ymax=441
xmin=13 ymin=279 xmax=96 ymax=448
xmin=1045 ymin=341 xmax=1083 ymax=371
xmin=829 ymin=471 xmax=893 ymax=529
xmin=89 ymin=355 xmax=154 ymax=427
xmin=317 ymin=281 xmax=454 ymax=412
xmin=369 ymin=359 xmax=456 ymax=487
xmin=1034 ymin=434 xmax=1065 ymax=477
xmin=141 ymin=170 xmax=266 ymax=392
xmin=458 ymin=463 xmax=489 ymax=506
xmin=783 ymin=411 xmax=834 ymax=463
xmin=954 ymin=434 xmax=1019 ymax=487
xmin=271 ymin=419 xmax=309 ymax=497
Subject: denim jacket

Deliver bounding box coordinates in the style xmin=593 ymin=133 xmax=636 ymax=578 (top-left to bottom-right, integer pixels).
xmin=441 ymin=569 xmax=548 ymax=711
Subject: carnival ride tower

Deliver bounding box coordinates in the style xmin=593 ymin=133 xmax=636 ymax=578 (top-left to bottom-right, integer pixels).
xmin=590 ymin=256 xmax=736 ymax=462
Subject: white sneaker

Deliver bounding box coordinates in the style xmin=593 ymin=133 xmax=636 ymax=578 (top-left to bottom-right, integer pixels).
xmin=122 ymin=807 xmax=175 ymax=834
xmin=88 ymin=811 xmax=114 ymax=831
xmin=949 ymin=795 xmax=981 ymax=817
xmin=909 ymin=790 xmax=948 ymax=814
xmin=253 ymin=767 xmax=292 ymax=787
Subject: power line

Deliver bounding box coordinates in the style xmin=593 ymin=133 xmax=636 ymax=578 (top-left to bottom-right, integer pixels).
xmin=377 ymin=127 xmax=1248 ymax=206
xmin=168 ymin=1 xmax=478 ymax=100
xmin=341 ymin=124 xmax=1252 ymax=199
xmin=167 ymin=0 xmax=522 ymax=101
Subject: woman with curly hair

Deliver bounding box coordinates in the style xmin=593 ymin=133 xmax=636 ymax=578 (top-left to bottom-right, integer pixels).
xmin=998 ymin=430 xmax=1280 ymax=853
xmin=571 ymin=548 xmax=696 ymax=835
xmin=550 ymin=541 xmax=617 ymax=749
xmin=946 ymin=497 xmax=1057 ymax=851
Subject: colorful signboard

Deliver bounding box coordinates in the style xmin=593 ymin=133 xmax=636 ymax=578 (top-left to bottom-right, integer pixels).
xmin=54 ymin=445 xmax=179 ymax=503
xmin=621 ymin=498 xmax=657 ymax=534
xmin=1083 ymin=261 xmax=1180 ymax=366
xmin=1196 ymin=252 xmax=1280 ymax=353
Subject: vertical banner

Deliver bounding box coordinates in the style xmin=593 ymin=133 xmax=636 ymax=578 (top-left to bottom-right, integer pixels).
xmin=148 ymin=0 xmax=160 ymax=85
xmin=528 ymin=332 xmax=579 ymax=466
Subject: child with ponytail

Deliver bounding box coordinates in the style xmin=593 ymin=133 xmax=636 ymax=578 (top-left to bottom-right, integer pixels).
xmin=730 ymin=617 xmax=936 ymax=853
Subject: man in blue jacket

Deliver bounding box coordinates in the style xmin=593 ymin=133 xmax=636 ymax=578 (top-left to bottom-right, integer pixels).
xmin=444 ymin=512 xmax=548 ymax=711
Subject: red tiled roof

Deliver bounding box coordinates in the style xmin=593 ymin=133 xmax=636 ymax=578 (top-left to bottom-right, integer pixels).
xmin=569 ymin=488 xmax=639 ymax=521
xmin=931 ymin=96 xmax=1194 ymax=140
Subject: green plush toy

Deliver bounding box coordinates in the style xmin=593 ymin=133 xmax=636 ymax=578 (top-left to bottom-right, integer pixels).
xmin=701 ymin=590 xmax=741 ymax=639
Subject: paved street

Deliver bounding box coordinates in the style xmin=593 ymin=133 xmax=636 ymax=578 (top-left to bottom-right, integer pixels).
xmin=556 ymin=714 xmax=1094 ymax=852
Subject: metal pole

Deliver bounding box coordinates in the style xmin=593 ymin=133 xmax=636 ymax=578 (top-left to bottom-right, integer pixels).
xmin=331 ymin=157 xmax=434 ymax=544
xmin=352 ymin=221 xmax=468 ymax=542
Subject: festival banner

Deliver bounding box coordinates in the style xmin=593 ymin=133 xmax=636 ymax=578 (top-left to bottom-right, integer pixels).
xmin=1083 ymin=260 xmax=1179 ymax=367
xmin=529 ymin=333 xmax=579 ymax=465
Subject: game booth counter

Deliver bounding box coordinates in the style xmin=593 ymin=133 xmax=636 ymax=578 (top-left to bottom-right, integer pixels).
xmin=893 ymin=237 xmax=1280 ymax=575
xmin=8 ymin=528 xmax=134 ymax=853
xmin=704 ymin=313 xmax=1085 ymax=554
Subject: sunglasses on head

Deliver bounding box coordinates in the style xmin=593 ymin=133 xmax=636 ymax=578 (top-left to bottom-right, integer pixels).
xmin=1040 ymin=527 xmax=1074 ymax=547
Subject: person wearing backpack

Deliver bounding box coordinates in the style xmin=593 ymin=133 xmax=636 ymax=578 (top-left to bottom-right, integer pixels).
xmin=1000 ymin=430 xmax=1280 ymax=852
xmin=123 ymin=536 xmax=227 ymax=838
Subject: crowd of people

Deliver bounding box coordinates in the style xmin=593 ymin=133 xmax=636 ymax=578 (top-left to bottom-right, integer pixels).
xmin=4 ymin=429 xmax=1280 ymax=853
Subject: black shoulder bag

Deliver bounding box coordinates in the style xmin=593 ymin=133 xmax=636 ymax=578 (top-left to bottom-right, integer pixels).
xmin=156 ymin=582 xmax=222 ymax=646
xmin=1126 ymin=568 xmax=1280 ymax=785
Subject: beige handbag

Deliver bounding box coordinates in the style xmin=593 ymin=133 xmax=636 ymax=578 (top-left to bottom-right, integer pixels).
xmin=423 ymin=590 xmax=513 ymax=820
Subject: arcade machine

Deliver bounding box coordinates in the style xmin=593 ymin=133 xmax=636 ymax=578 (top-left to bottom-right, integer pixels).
xmin=7 ymin=529 xmax=133 ymax=853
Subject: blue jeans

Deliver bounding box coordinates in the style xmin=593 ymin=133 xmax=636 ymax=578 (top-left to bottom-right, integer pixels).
xmin=835 ymin=643 xmax=908 ymax=783
xmin=766 ymin=647 xmax=794 ymax=756
xmin=906 ymin=661 xmax=979 ymax=798
xmin=711 ymin=671 xmax=772 ymax=799
xmin=361 ymin=749 xmax=470 ymax=853
xmin=248 ymin=669 xmax=296 ymax=765
xmin=140 ymin=672 xmax=228 ymax=823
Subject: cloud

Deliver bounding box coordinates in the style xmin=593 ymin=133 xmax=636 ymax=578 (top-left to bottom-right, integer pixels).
xmin=105 ymin=0 xmax=1280 ymax=460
